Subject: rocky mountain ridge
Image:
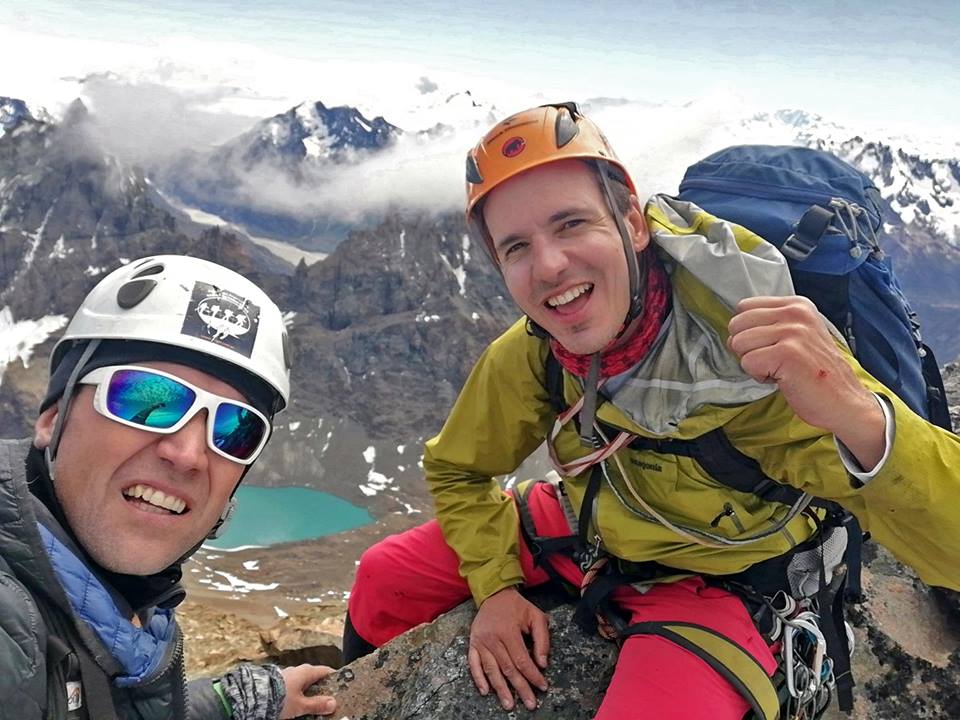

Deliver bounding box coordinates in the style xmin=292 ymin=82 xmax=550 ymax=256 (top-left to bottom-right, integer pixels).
xmin=2 ymin=94 xmax=959 ymax=508
xmin=0 ymin=99 xmax=516 ymax=514
xmin=1 ymin=91 xmax=957 ymax=718
xmin=169 ymin=102 xmax=960 ymax=360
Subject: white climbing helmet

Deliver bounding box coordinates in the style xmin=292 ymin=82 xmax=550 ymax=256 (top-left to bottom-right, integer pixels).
xmin=51 ymin=255 xmax=291 ymax=410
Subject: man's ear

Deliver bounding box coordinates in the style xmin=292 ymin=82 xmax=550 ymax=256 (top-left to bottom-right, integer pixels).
xmin=626 ymin=195 xmax=650 ymax=252
xmin=34 ymin=404 xmax=58 ymax=450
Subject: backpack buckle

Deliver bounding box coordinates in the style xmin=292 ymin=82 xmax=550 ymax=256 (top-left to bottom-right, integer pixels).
xmin=781 ymin=232 xmax=817 ymax=261
xmin=782 ymin=205 xmax=835 ymax=262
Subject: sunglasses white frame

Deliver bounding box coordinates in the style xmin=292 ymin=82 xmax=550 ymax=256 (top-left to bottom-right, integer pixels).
xmin=78 ymin=364 xmax=271 ymax=465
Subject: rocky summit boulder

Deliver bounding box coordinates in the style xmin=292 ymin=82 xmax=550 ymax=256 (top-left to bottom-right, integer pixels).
xmin=310 ymin=602 xmax=617 ymax=720
xmin=306 ymin=560 xmax=959 ymax=720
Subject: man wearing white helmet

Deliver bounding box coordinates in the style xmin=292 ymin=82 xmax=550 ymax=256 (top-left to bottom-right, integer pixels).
xmin=0 ymin=256 xmax=337 ymax=719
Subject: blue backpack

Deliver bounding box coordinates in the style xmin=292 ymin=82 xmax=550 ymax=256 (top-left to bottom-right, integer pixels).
xmin=677 ymin=145 xmax=952 ymax=431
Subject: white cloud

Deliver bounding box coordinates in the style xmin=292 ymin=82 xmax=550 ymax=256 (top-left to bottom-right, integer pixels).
xmin=4 ymin=21 xmax=956 ymax=234
xmin=78 ymin=73 xmax=259 ymax=167
xmin=416 ymin=76 xmax=438 ymax=95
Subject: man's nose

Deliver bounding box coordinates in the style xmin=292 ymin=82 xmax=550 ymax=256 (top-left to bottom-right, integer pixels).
xmin=155 ymin=411 xmax=209 ymax=473
xmin=531 ymin=238 xmax=570 ymax=283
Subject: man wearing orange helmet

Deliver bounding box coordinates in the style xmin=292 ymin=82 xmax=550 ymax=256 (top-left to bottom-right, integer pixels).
xmin=345 ymin=103 xmax=960 ymax=719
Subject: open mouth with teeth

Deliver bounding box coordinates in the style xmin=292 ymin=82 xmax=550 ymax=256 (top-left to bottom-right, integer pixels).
xmin=122 ymin=484 xmax=188 ymax=516
xmin=546 ymin=282 xmax=593 ymax=314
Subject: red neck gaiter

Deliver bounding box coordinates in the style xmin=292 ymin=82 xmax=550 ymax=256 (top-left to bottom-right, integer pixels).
xmin=550 ymin=258 xmax=671 ymax=379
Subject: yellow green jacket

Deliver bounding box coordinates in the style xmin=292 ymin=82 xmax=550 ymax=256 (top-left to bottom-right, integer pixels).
xmin=424 ymin=196 xmax=960 ymax=606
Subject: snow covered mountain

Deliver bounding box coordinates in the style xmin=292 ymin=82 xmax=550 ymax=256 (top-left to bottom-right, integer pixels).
xmin=162 ymin=100 xmax=403 ymax=251
xmin=230 ymin=100 xmax=401 ymax=169
xmin=0 ymin=97 xmax=34 ymax=134
xmin=399 ymin=89 xmax=501 ymax=138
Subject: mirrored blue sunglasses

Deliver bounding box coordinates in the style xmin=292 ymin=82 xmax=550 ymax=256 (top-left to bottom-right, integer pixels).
xmin=78 ymin=365 xmax=271 ymax=465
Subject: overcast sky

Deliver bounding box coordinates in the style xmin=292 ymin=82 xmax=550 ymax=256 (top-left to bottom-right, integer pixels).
xmin=3 ymin=0 xmax=958 ymax=138
xmin=2 ymin=1 xmax=956 ymax=220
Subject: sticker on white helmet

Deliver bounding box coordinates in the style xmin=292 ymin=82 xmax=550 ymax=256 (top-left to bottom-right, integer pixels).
xmin=181 ymin=282 xmax=260 ymax=357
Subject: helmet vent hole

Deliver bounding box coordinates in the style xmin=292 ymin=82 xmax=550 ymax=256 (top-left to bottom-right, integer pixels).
xmin=554 ymin=107 xmax=580 ymax=149
xmin=117 ymin=279 xmax=158 ymax=309
xmin=132 ymin=263 xmax=164 ymax=278
xmin=465 ymin=154 xmax=483 ymax=184
xmin=282 ymin=330 xmax=293 ymax=370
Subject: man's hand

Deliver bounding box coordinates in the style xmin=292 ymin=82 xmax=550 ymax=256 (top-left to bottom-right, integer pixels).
xmin=279 ymin=664 xmax=337 ymax=719
xmin=468 ymin=586 xmax=550 ymax=711
xmin=728 ymin=296 xmax=885 ymax=469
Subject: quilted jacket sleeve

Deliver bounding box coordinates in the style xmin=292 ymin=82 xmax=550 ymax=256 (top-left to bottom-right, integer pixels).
xmin=0 ymin=560 xmax=47 ymax=719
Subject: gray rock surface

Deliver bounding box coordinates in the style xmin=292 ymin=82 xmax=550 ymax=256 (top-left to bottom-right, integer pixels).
xmin=942 ymin=360 xmax=960 ymax=431
xmin=824 ymin=545 xmax=960 ymax=719
xmin=309 ymin=554 xmax=960 ymax=720
xmin=311 ymin=602 xmax=617 ymax=720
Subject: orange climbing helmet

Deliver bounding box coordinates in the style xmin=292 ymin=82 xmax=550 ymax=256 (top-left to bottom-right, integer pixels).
xmin=465 ymin=102 xmax=637 ymax=256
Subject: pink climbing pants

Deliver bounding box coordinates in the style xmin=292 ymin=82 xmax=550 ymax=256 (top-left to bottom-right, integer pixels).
xmin=348 ymin=482 xmax=777 ymax=719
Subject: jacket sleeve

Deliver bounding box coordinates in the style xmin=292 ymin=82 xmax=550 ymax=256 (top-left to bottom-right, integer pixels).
xmin=0 ymin=566 xmax=46 ymax=719
xmin=423 ymin=320 xmax=555 ymax=606
xmin=188 ymin=677 xmax=230 ymax=719
xmin=729 ymin=356 xmax=960 ymax=592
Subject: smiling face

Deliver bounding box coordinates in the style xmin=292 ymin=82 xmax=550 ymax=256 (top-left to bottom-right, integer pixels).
xmin=483 ymin=159 xmax=650 ymax=355
xmin=34 ymin=361 xmax=247 ymax=575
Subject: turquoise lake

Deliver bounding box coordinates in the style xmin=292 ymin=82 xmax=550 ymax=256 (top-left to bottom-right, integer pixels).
xmin=205 ymin=485 xmax=373 ymax=550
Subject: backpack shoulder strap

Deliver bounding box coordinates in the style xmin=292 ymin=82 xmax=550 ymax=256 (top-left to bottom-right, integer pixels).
xmin=622 ymin=428 xmax=808 ymax=508
xmin=920 ymin=343 xmax=954 ymax=431
xmin=32 ymin=591 xmax=119 ymax=720
xmin=544 ymin=347 xmax=566 ymax=415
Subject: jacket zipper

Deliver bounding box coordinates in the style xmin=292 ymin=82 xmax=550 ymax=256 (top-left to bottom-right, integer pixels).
xmin=134 ymin=623 xmax=187 ymax=716
xmin=710 ymin=503 xmax=746 ymax=534
xmin=582 ymin=477 xmax=605 ymax=570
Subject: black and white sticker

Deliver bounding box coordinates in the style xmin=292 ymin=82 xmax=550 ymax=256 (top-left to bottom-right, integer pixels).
xmin=67 ymin=681 xmax=82 ymax=711
xmin=181 ymin=282 xmax=260 ymax=357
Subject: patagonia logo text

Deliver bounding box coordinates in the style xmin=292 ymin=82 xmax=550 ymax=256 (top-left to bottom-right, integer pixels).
xmin=630 ymin=459 xmax=663 ymax=473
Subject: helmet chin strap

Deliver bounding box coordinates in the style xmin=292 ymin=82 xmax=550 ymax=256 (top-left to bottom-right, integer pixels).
xmin=579 ymin=352 xmax=603 ymax=447
xmin=205 ymin=459 xmax=256 ymax=539
xmin=596 ymin=161 xmax=646 ymax=324
xmin=575 ymin=162 xmax=648 ymax=447
xmin=45 ymin=339 xmax=102 ymax=480
xmin=206 ymin=498 xmax=238 ymax=539
xmin=180 ymin=489 xmax=240 ymax=565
